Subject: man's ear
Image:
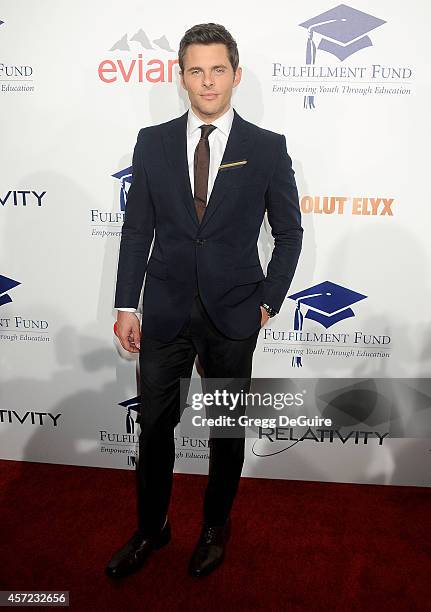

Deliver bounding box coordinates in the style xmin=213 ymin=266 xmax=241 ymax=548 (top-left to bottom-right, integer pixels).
xmin=233 ymin=66 xmax=242 ymax=88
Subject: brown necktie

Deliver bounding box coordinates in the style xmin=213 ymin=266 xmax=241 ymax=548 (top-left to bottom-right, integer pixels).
xmin=193 ymin=124 xmax=217 ymax=223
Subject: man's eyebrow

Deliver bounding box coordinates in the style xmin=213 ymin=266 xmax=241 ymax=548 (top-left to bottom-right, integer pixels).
xmin=186 ymin=64 xmax=229 ymax=72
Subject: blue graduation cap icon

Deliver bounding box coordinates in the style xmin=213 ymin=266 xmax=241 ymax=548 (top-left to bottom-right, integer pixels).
xmin=118 ymin=395 xmax=141 ymax=433
xmin=118 ymin=396 xmax=141 ymax=466
xmin=112 ymin=166 xmax=133 ymax=211
xmin=0 ymin=274 xmax=21 ymax=307
xmin=299 ymin=4 xmax=386 ymax=108
xmin=288 ymin=280 xmax=367 ymax=366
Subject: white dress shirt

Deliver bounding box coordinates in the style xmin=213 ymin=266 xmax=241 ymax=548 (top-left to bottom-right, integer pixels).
xmin=118 ymin=105 xmax=234 ymax=313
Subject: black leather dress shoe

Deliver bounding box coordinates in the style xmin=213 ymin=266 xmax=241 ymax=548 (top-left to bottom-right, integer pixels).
xmin=188 ymin=517 xmax=231 ymax=577
xmin=105 ymin=519 xmax=171 ymax=579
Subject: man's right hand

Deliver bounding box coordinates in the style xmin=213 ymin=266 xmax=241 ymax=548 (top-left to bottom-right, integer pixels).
xmin=116 ymin=311 xmax=141 ymax=353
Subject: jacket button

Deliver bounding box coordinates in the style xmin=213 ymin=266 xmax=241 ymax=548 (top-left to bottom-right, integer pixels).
xmin=196 ymin=239 xmax=205 ymax=246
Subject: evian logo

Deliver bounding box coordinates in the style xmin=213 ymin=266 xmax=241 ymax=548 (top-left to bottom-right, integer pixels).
xmin=110 ymin=29 xmax=174 ymax=53
xmin=98 ymin=28 xmax=178 ymax=84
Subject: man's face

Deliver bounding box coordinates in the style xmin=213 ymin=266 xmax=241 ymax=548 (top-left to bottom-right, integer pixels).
xmin=180 ymin=43 xmax=241 ymax=121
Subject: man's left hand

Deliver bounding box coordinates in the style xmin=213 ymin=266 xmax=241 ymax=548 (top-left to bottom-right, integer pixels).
xmin=260 ymin=306 xmax=270 ymax=327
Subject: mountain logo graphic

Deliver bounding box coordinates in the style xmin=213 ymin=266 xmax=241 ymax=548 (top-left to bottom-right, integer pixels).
xmin=110 ymin=29 xmax=174 ymax=52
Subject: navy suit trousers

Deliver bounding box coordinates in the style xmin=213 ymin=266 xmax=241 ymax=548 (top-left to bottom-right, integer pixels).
xmin=136 ymin=292 xmax=260 ymax=534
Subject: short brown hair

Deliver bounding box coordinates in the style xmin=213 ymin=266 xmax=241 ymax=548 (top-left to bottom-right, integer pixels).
xmin=178 ymin=23 xmax=239 ymax=73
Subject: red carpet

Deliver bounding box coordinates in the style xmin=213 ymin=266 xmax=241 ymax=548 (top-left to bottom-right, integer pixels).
xmin=1 ymin=459 xmax=430 ymax=611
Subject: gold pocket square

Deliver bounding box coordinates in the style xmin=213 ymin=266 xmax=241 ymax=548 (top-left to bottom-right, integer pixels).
xmin=219 ymin=160 xmax=248 ymax=170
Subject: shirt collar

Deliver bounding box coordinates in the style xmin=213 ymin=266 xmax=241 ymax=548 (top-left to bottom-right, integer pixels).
xmin=187 ymin=104 xmax=234 ymax=138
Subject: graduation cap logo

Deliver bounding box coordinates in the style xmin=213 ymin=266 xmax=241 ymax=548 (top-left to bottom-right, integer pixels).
xmin=299 ymin=4 xmax=386 ymax=108
xmin=0 ymin=274 xmax=21 ymax=307
xmin=288 ymin=280 xmax=367 ymax=367
xmin=112 ymin=166 xmax=133 ymax=211
xmin=118 ymin=396 xmax=141 ymax=466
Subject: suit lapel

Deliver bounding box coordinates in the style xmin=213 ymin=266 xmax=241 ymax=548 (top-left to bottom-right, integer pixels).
xmin=162 ymin=107 xmax=252 ymax=229
xmin=162 ymin=110 xmax=197 ymax=226
xmin=200 ymin=108 xmax=251 ymax=230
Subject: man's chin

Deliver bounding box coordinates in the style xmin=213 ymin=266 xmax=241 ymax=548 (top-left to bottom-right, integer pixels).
xmin=197 ymin=108 xmax=216 ymax=116
xmin=193 ymin=101 xmax=226 ymax=118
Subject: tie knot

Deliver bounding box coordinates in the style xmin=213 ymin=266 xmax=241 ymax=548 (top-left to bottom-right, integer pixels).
xmin=199 ymin=124 xmax=217 ymax=140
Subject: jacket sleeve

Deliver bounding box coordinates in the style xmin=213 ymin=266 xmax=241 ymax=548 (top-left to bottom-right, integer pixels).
xmin=262 ymin=135 xmax=303 ymax=312
xmin=114 ymin=129 xmax=155 ymax=309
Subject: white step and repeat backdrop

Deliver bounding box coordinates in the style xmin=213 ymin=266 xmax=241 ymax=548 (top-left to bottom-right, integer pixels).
xmin=1 ymin=0 xmax=430 ymax=486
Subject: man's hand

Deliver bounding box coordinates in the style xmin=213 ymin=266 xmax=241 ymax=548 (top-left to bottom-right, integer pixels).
xmin=116 ymin=311 xmax=141 ymax=353
xmin=260 ymin=306 xmax=270 ymax=327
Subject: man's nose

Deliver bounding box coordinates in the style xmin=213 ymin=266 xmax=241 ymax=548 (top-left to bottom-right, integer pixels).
xmin=202 ymin=72 xmax=214 ymax=87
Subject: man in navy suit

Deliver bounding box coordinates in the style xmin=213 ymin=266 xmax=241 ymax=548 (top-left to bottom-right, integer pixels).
xmin=106 ymin=23 xmax=303 ymax=579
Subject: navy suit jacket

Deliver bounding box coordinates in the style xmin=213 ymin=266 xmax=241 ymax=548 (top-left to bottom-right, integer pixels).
xmin=114 ymin=108 xmax=303 ymax=342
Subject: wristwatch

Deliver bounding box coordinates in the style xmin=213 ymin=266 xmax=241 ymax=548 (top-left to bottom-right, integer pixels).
xmin=260 ymin=302 xmax=278 ymax=317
